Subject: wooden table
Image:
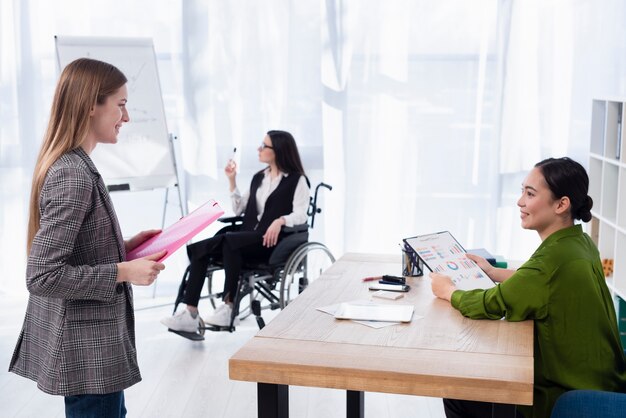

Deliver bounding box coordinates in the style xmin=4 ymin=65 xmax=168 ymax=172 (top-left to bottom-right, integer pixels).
xmin=229 ymin=253 xmax=534 ymax=417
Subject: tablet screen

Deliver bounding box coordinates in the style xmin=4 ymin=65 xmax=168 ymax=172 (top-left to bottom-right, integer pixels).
xmin=404 ymin=231 xmax=495 ymax=290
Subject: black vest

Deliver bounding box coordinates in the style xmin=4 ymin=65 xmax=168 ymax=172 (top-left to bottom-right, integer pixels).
xmin=241 ymin=170 xmax=302 ymax=233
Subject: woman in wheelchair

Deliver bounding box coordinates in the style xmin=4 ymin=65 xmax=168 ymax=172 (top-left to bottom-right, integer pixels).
xmin=161 ymin=130 xmax=309 ymax=331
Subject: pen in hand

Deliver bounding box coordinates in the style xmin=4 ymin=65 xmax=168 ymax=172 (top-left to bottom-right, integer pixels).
xmin=226 ymin=147 xmax=238 ymax=180
xmin=228 ymin=147 xmax=237 ymax=167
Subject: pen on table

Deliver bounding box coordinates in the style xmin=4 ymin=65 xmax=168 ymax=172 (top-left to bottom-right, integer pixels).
xmin=362 ymin=276 xmax=382 ymax=282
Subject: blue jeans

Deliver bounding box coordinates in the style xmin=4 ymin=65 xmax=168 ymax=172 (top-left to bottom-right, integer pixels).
xmin=64 ymin=391 xmax=126 ymax=418
xmin=550 ymin=390 xmax=626 ymax=418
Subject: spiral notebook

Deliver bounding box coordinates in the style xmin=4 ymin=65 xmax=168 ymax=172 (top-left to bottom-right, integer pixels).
xmin=403 ymin=231 xmax=496 ymax=291
xmin=126 ymin=199 xmax=224 ymax=262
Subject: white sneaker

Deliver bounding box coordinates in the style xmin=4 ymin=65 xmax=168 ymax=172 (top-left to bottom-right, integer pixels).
xmin=204 ymin=304 xmax=240 ymax=327
xmin=160 ymin=309 xmax=200 ymax=333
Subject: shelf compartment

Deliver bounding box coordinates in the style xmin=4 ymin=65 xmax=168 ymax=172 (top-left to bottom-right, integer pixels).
xmin=589 ymin=157 xmax=603 ymax=212
xmin=621 ymin=104 xmax=626 ymax=164
xmin=589 ymin=216 xmax=600 ymax=246
xmin=612 ymin=231 xmax=626 ymax=298
xmin=618 ymin=167 xmax=626 ymax=230
xmin=598 ymin=221 xmax=617 ymax=302
xmin=601 ymin=162 xmax=619 ymax=222
xmin=590 ymin=100 xmax=606 ymax=155
xmin=597 ymin=221 xmax=616 ymax=261
xmin=605 ymin=101 xmax=623 ymax=161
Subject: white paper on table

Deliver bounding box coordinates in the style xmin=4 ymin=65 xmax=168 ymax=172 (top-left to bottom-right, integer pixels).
xmin=317 ymin=299 xmax=423 ymax=329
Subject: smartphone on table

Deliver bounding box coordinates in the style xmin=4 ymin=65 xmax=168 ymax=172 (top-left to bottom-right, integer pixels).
xmin=368 ymin=283 xmax=410 ymax=292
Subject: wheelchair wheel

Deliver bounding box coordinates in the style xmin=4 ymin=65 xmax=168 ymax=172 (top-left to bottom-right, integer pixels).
xmin=206 ymin=268 xmax=255 ymax=318
xmin=280 ymin=242 xmax=335 ymax=308
xmin=205 ymin=269 xmax=227 ymax=310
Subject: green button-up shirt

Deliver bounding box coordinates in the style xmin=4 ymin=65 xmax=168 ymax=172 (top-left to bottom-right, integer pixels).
xmin=451 ymin=225 xmax=626 ymax=418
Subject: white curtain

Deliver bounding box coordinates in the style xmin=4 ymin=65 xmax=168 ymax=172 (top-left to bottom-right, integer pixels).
xmin=498 ymin=0 xmax=626 ymax=259
xmin=321 ymin=0 xmax=505 ymax=256
xmin=0 ymin=0 xmax=187 ymax=294
xmin=2 ymin=0 xmax=626 ymax=295
xmin=180 ymin=0 xmax=325 ymax=230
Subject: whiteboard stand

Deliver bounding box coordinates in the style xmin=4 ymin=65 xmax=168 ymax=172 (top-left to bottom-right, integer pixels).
xmin=153 ymin=133 xmax=186 ymax=298
xmin=162 ymin=134 xmax=187 ymax=228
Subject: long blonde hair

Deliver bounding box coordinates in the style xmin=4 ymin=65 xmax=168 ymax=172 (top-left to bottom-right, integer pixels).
xmin=27 ymin=58 xmax=127 ymax=253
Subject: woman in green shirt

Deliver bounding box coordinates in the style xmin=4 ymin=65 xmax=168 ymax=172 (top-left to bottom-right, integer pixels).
xmin=431 ymin=157 xmax=626 ymax=418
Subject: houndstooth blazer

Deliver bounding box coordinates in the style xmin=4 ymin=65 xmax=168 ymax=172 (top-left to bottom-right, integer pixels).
xmin=9 ymin=147 xmax=141 ymax=396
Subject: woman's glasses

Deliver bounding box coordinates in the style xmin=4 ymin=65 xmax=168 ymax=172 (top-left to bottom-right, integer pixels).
xmin=260 ymin=143 xmax=274 ymax=150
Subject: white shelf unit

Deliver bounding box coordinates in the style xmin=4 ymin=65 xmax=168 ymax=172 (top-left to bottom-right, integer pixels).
xmin=589 ymin=98 xmax=626 ymax=301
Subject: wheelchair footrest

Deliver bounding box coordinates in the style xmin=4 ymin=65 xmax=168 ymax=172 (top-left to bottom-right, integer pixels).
xmin=168 ymin=329 xmax=205 ymax=341
xmin=202 ymin=324 xmax=235 ymax=333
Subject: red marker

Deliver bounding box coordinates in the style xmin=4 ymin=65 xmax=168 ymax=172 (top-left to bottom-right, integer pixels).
xmin=362 ymin=276 xmax=382 ymax=282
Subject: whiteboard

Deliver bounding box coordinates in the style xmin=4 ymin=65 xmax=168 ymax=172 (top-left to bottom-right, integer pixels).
xmin=55 ymin=36 xmax=176 ymax=191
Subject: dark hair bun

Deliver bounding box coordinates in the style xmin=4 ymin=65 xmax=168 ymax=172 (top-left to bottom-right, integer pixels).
xmin=576 ymin=195 xmax=593 ymax=222
xmin=535 ymin=157 xmax=592 ymax=223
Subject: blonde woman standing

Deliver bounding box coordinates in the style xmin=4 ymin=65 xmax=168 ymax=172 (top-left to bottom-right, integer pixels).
xmin=9 ymin=58 xmax=166 ymax=417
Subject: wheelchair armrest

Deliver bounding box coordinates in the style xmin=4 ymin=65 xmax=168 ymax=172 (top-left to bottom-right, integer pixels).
xmin=218 ymin=215 xmax=244 ymax=225
xmin=269 ymin=229 xmax=309 ymax=266
xmin=282 ymin=223 xmax=308 ymax=234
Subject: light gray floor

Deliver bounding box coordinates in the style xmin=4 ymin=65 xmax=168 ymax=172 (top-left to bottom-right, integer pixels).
xmin=0 ymin=291 xmax=445 ymax=418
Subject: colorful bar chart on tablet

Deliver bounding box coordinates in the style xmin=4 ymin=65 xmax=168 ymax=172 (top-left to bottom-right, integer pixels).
xmin=403 ymin=231 xmax=495 ymax=290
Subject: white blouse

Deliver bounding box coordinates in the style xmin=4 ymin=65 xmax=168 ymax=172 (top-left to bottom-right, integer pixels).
xmin=231 ymin=169 xmax=310 ymax=227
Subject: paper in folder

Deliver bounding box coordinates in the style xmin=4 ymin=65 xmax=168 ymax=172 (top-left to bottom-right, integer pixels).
xmin=126 ymin=199 xmax=224 ymax=262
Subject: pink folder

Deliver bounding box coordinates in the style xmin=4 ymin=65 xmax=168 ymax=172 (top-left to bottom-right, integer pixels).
xmin=127 ymin=199 xmax=225 ymax=262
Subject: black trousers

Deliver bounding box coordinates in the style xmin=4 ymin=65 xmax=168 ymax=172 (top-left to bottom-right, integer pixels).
xmin=443 ymin=399 xmax=523 ymax=418
xmin=182 ymin=231 xmax=273 ymax=307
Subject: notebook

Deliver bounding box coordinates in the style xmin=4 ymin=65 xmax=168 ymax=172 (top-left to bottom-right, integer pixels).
xmin=334 ymin=302 xmax=414 ymax=322
xmin=126 ymin=199 xmax=224 ymax=262
xmin=403 ymin=231 xmax=496 ymax=291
